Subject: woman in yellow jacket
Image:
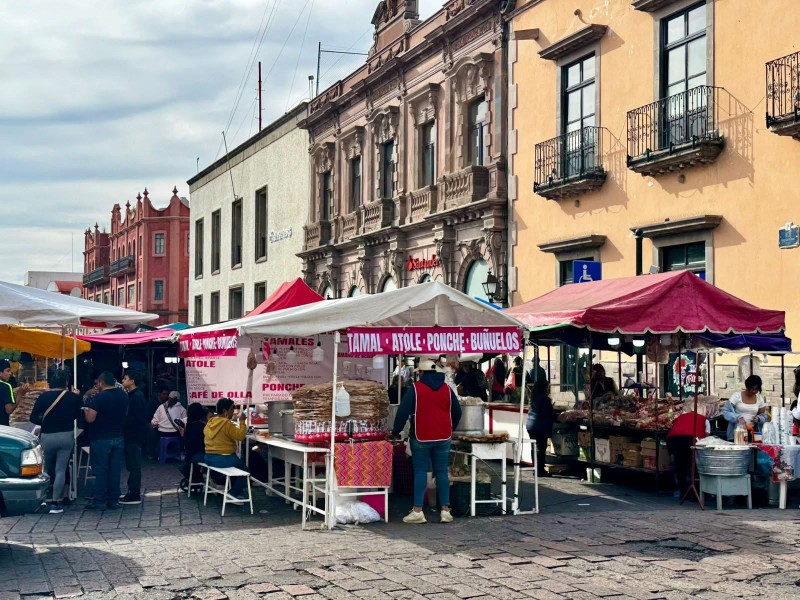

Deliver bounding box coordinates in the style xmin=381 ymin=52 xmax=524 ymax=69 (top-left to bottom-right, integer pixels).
xmin=204 ymin=398 xmax=249 ymax=498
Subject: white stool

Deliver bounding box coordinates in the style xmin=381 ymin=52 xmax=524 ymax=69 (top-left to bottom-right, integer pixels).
xmin=186 ymin=462 xmax=206 ymax=498
xmin=700 ymin=473 xmax=752 ymax=510
xmin=200 ymin=462 xmax=254 ymax=516
xmin=77 ymin=446 xmax=93 ymax=485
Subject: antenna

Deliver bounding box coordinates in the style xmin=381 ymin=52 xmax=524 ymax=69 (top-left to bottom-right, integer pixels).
xmin=258 ymin=61 xmax=263 ymax=131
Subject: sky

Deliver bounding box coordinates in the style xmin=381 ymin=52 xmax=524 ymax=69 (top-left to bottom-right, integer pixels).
xmin=0 ymin=0 xmax=439 ymax=284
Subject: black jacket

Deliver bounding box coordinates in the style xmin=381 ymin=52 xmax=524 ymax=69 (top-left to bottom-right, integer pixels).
xmin=124 ymin=388 xmax=148 ymax=444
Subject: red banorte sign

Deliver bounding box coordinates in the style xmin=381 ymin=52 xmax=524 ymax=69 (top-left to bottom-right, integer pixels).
xmin=179 ymin=328 xmax=239 ymax=358
xmin=406 ymin=255 xmax=440 ymax=271
xmin=346 ymin=326 xmax=522 ymax=356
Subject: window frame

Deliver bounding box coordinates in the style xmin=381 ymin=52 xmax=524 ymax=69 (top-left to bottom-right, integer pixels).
xmin=193 ymin=295 xmax=203 ymax=326
xmin=211 ymin=209 xmax=221 ymax=274
xmin=380 ymin=140 xmax=395 ymax=199
xmin=467 ymin=98 xmax=489 ymax=167
xmin=321 ymin=171 xmax=333 ymax=221
xmin=254 ymin=281 xmax=267 ymax=308
xmin=255 ymin=187 xmax=268 ymax=263
xmin=561 ymin=54 xmax=596 ymax=134
xmin=153 ymin=279 xmax=165 ymax=303
xmin=659 ymin=2 xmax=708 ymax=100
xmin=210 ymin=291 xmax=220 ymax=323
xmin=231 ymin=197 xmax=243 ymax=269
xmin=420 ymin=121 xmax=436 ymax=188
xmin=194 ymin=218 xmax=204 ymax=278
xmin=228 ymin=285 xmax=244 ymax=320
xmin=349 ymin=156 xmax=362 ymax=212
xmin=153 ymin=232 xmax=166 ymax=256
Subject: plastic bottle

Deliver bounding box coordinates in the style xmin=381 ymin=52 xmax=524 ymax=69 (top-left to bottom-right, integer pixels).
xmin=335 ymin=384 xmax=351 ymax=418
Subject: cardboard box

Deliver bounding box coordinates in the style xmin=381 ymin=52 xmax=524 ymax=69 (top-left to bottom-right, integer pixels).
xmin=550 ymin=433 xmax=578 ymax=456
xmin=578 ymin=431 xmax=592 ymax=446
xmin=595 ymin=438 xmax=611 ymax=463
xmin=609 ymin=435 xmax=633 ymax=465
xmin=641 ymin=439 xmax=658 ymax=451
xmin=641 ymin=441 xmax=671 ymax=471
xmin=624 ymin=447 xmax=642 ymax=468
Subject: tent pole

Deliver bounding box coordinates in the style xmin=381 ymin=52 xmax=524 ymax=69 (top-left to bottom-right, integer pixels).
xmin=546 ymin=345 xmax=551 ymax=382
xmin=781 ymin=354 xmax=786 ymax=408
xmin=588 ymin=334 xmax=594 ymax=483
xmin=680 ymin=340 xmax=704 ymax=508
xmin=513 ymin=336 xmax=529 ymax=515
xmin=326 ymin=331 xmax=341 ymax=530
xmin=73 ymin=328 xmax=78 ymax=390
xmin=617 ymin=350 xmax=622 ymax=390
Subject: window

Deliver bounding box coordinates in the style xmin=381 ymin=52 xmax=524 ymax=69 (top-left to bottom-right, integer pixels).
xmin=349 ymin=157 xmax=362 ymax=212
xmin=210 ymin=291 xmax=220 ymax=323
xmin=228 ymin=286 xmax=244 ymax=319
xmin=103 ymin=292 xmax=110 ymax=305
xmin=231 ymin=198 xmax=242 ymax=268
xmin=321 ymin=171 xmax=333 ymax=221
xmin=381 ymin=141 xmax=395 ymax=199
xmin=154 ymin=280 xmax=165 ymax=302
xmin=558 ymin=257 xmax=592 ymax=286
xmin=211 ymin=210 xmax=221 ymax=273
xmin=133 ymin=240 xmax=136 ymax=258
xmin=380 ymin=277 xmax=397 ymax=293
xmin=254 ymin=281 xmax=267 ymax=308
xmin=421 ymin=122 xmax=436 ymax=187
xmin=117 ymin=287 xmax=124 ymax=306
xmin=255 ymin=188 xmax=268 ymax=262
xmin=321 ymin=286 xmax=333 ymax=300
xmin=468 ymin=98 xmax=489 ymax=166
xmin=661 ymin=242 xmax=706 ymax=279
xmin=348 ymin=285 xmax=361 ymax=297
xmin=194 ymin=218 xmax=204 ymax=277
xmin=464 ymin=259 xmax=490 ymax=300
xmin=193 ymin=295 xmax=203 ymax=326
xmin=139 ymin=235 xmax=142 ymax=255
xmin=562 ymin=55 xmax=597 ymax=177
xmin=154 ymin=232 xmax=165 ymax=256
xmin=127 ymin=284 xmax=135 ymax=305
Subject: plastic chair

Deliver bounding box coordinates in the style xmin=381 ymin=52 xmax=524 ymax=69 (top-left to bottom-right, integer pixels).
xmin=159 ymin=436 xmax=182 ymax=464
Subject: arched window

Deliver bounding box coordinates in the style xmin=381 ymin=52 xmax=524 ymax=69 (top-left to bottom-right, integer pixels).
xmin=321 ymin=286 xmax=333 ymax=300
xmin=348 ymin=286 xmax=362 ymax=297
xmin=418 ymin=274 xmax=431 ymax=284
xmin=464 ymin=258 xmax=490 ymax=300
xmin=381 ymin=277 xmax=397 ymax=293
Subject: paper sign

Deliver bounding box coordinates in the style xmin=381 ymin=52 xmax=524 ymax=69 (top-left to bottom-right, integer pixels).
xmin=346 ymin=326 xmax=522 ymax=356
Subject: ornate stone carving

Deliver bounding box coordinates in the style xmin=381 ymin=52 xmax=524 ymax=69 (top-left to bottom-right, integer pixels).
xmin=368 ymin=108 xmax=399 ymax=145
xmin=445 ymin=0 xmax=476 ymax=21
xmin=309 ymin=82 xmax=343 ymax=114
xmin=408 ymin=83 xmax=440 ymax=125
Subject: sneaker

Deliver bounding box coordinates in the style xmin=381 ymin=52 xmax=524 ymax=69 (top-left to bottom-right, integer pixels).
xmin=440 ymin=509 xmax=454 ymax=524
xmin=403 ymin=510 xmax=427 ymax=524
xmin=118 ymin=493 xmax=142 ymax=505
xmin=105 ymin=502 xmax=121 ymax=510
xmin=49 ymin=502 xmax=64 ymax=515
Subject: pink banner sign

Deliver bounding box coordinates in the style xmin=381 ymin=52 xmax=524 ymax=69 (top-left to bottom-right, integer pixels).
xmin=346 ymin=326 xmax=522 ymax=356
xmin=179 ymin=328 xmax=239 ymax=358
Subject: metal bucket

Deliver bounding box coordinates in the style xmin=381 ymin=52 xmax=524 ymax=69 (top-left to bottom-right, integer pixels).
xmin=280 ymin=410 xmax=296 ymax=438
xmin=455 ymin=403 xmax=486 ymax=435
xmin=267 ymin=400 xmax=293 ymax=435
xmin=696 ymin=447 xmax=751 ymax=476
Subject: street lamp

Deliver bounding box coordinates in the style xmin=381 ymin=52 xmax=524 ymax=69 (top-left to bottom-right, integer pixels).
xmin=482 ymin=271 xmax=507 ymax=305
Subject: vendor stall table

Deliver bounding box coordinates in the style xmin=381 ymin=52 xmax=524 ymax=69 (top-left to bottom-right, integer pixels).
xmin=755 ymin=444 xmax=800 ymax=509
xmin=451 ymin=440 xmax=508 ymax=517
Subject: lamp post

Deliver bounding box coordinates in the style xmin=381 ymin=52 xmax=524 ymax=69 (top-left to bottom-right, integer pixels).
xmin=482 ymin=270 xmax=508 ymax=306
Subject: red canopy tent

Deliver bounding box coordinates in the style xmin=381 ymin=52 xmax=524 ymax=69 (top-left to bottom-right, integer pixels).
xmin=247 ymin=278 xmax=324 ymax=317
xmin=506 ymin=270 xmax=785 ymax=335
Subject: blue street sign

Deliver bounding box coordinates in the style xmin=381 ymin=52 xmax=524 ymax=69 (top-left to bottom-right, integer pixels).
xmin=779 ymin=225 xmax=799 ymax=249
xmin=573 ymin=260 xmax=602 ymax=284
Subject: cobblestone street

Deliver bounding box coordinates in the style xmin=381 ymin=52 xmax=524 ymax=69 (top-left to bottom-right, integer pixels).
xmin=1 ymin=463 xmax=799 ymax=600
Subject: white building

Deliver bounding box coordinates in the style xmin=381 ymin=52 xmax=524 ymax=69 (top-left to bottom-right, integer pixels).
xmin=187 ymin=104 xmax=310 ymax=325
xmin=25 ymin=271 xmax=83 ymax=296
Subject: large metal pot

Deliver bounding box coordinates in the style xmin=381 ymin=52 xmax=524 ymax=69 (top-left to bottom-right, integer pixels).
xmin=696 ymin=447 xmax=751 ymax=476
xmin=280 ymin=410 xmax=296 ymax=438
xmin=267 ymin=400 xmax=293 ymax=435
xmin=455 ymin=402 xmax=486 ymax=435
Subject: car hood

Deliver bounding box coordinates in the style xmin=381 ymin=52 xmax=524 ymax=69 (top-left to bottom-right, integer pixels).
xmin=0 ymin=425 xmax=38 ymax=449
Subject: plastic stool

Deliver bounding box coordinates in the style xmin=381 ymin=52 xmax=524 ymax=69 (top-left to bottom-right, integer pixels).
xmin=159 ymin=436 xmax=182 ymax=464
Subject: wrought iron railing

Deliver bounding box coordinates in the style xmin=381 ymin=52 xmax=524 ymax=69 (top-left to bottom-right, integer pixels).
xmin=83 ymin=266 xmax=108 ymax=286
xmin=627 ymin=86 xmax=721 ymax=163
xmin=767 ymin=50 xmax=800 ymax=127
xmin=109 ymin=256 xmax=135 ymax=277
xmin=534 ymin=127 xmax=605 ymax=191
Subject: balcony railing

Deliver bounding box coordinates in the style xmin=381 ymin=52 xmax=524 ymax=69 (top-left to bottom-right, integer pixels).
xmin=441 ymin=165 xmax=490 ymax=210
xmin=303 ymin=221 xmax=331 ymax=251
xmin=534 ymin=127 xmax=607 ymax=199
xmin=362 ymin=198 xmax=394 ymax=233
xmin=109 ymin=256 xmax=135 ymax=277
xmin=407 ymin=186 xmax=438 ymax=223
xmin=627 ymin=86 xmax=724 ymax=176
xmin=83 ymin=266 xmax=109 ymax=286
xmin=341 ymin=212 xmax=360 ymax=240
xmin=766 ymin=50 xmax=800 ymax=139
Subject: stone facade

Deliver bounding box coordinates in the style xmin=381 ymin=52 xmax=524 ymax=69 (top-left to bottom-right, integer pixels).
xmin=298 ymin=0 xmax=514 ymax=301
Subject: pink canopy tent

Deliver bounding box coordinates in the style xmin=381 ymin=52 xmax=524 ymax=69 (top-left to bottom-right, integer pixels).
xmin=506 ymin=270 xmax=785 ymax=335
xmin=247 ymin=278 xmax=324 ymax=316
xmin=78 ymin=329 xmax=176 ymax=345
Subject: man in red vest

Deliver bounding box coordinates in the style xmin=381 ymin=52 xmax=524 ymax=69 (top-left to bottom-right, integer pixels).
xmin=392 ymin=354 xmax=462 ymax=524
xmin=667 ymin=401 xmax=713 ymax=499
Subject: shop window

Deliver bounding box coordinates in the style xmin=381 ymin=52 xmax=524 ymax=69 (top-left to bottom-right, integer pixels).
xmin=661 ymin=241 xmax=706 ymax=279
xmin=211 ymin=210 xmax=221 ymax=273
xmin=420 ymin=122 xmax=436 ymax=187
xmin=349 ymin=157 xmax=362 ymax=212
xmin=210 ymin=291 xmax=220 ymax=323
xmin=231 ymin=198 xmax=243 ymax=268
xmin=255 ymin=187 xmax=268 ymax=262
xmin=254 ymin=281 xmax=267 ymax=307
xmin=228 ymin=286 xmax=243 ymax=319
xmin=194 ymin=218 xmax=204 ymax=277
xmin=381 ymin=141 xmax=395 ymax=199
xmin=468 ymin=98 xmax=489 ymax=167
xmin=463 ymin=259 xmax=490 ymax=300
xmin=194 ymin=295 xmax=203 ymax=326
xmin=154 ymin=233 xmax=165 ymax=256
xmin=321 ymin=171 xmax=333 ymax=221
xmin=153 ymin=280 xmax=164 ymax=302
xmin=380 ymin=277 xmax=397 ymax=293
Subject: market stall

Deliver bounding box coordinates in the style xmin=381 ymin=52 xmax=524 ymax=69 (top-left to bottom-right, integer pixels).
xmin=179 ymin=281 xmax=532 ymax=528
xmin=506 ymin=270 xmax=787 ymax=505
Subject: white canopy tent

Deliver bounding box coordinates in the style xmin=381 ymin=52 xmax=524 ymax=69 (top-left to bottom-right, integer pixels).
xmin=182 ymin=282 xmax=537 ymax=525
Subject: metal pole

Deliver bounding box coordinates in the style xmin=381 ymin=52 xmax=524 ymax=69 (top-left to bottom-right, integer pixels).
xmin=316 ymin=42 xmax=322 ymax=96
xmin=513 ymin=334 xmax=529 ymax=515
xmin=326 ymin=331 xmax=341 ymax=530
xmin=781 ymin=354 xmax=786 ymax=408
xmin=258 ymin=61 xmax=263 ymax=132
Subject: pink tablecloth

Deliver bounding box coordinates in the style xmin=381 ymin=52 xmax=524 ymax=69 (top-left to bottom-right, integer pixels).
xmin=334 ymin=441 xmax=393 ymax=487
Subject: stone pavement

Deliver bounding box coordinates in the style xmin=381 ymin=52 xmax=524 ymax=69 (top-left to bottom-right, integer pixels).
xmin=1 ymin=462 xmax=800 ymax=599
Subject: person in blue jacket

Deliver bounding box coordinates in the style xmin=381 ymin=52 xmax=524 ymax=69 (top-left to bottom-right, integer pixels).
xmin=392 ymin=354 xmax=462 ymax=524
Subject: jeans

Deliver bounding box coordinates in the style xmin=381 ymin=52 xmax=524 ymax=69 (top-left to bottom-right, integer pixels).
xmin=204 ymin=453 xmax=249 ymax=496
xmin=40 ymin=431 xmax=74 ymax=502
xmin=409 ymin=438 xmax=451 ymax=508
xmin=124 ymin=441 xmax=142 ymax=496
xmin=526 ymin=412 xmax=550 ymax=474
xmin=667 ymin=436 xmax=694 ymax=496
xmin=90 ymin=437 xmax=125 ymax=505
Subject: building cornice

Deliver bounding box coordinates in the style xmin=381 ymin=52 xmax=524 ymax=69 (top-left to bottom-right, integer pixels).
xmin=538 ymin=234 xmax=607 ymax=254
xmin=538 ymin=24 xmax=608 ymax=61
xmin=631 ymin=215 xmax=723 ymax=239
xmin=631 ymin=0 xmax=683 ymax=12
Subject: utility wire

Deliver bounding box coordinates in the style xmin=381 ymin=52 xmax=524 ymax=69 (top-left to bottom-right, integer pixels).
xmin=260 ymin=0 xmax=313 ymax=86
xmin=285 ymin=0 xmax=315 ymax=112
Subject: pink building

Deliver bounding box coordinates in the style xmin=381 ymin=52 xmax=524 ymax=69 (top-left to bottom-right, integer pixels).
xmin=83 ymin=188 xmax=190 ymax=325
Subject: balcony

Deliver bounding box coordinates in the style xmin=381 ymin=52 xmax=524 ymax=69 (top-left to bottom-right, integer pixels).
xmin=83 ymin=266 xmax=108 ymax=286
xmin=627 ymin=86 xmax=724 ymax=177
xmin=109 ymin=256 xmax=135 ymax=277
xmin=303 ymin=221 xmax=331 ymax=251
xmin=361 ymin=198 xmax=395 ymax=234
xmin=534 ymin=127 xmax=607 ymax=200
xmin=441 ymin=165 xmax=490 ymax=210
xmin=767 ymin=50 xmax=800 ymax=139
xmin=340 ymin=212 xmax=360 ymax=240
xmin=406 ymin=186 xmax=438 ymax=224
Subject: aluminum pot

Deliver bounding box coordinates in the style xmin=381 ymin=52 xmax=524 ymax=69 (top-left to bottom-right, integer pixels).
xmin=696 ymin=447 xmax=751 ymax=476
xmin=267 ymin=400 xmax=293 ymax=435
xmin=455 ymin=402 xmax=486 ymax=435
xmin=280 ymin=410 xmax=296 ymax=438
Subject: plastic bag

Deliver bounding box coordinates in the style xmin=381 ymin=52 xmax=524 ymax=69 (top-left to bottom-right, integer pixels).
xmin=335 ymin=500 xmax=381 ymax=524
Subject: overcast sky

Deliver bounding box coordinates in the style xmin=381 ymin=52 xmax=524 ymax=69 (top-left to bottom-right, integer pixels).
xmin=0 ymin=0 xmax=439 ymax=284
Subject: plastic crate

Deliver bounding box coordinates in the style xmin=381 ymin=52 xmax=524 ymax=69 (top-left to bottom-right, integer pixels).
xmin=450 ymin=481 xmax=494 ymax=516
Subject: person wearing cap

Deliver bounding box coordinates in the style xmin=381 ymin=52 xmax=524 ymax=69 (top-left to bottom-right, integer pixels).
xmin=392 ymin=354 xmax=462 ymax=524
xmin=0 ymin=359 xmax=17 ymax=426
xmin=454 ymin=355 xmax=488 ymax=401
xmin=151 ymin=391 xmax=187 ymax=439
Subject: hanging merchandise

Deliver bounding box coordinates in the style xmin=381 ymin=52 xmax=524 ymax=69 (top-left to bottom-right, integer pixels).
xmin=336 ymin=384 xmax=351 ymax=418
xmin=737 ymin=355 xmax=761 ymax=383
